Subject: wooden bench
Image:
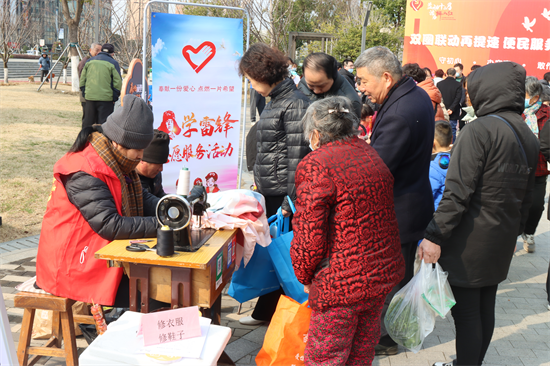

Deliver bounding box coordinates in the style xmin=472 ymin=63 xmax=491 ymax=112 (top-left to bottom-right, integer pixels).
xmin=14 ymin=292 xmax=96 ymax=366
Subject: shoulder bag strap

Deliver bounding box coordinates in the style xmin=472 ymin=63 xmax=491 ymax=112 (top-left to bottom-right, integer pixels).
xmin=488 ymin=114 xmax=530 ymax=169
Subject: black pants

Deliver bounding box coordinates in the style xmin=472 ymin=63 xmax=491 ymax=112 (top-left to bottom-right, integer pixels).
xmin=251 ymin=195 xmax=286 ymax=321
xmin=450 ymin=284 xmax=498 ymax=366
xmin=523 ymin=175 xmax=547 ymax=235
xmin=81 ymin=102 xmax=86 ymax=124
xmin=250 ymin=89 xmax=266 ymax=123
xmin=379 ymin=240 xmax=418 ymax=344
xmin=83 ymin=100 xmax=114 ymax=128
xmin=40 ymin=70 xmax=50 ymax=82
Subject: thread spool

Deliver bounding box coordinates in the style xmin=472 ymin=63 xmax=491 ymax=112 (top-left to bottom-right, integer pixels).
xmin=176 ymin=167 xmax=190 ymax=196
xmin=157 ymin=225 xmax=174 ymax=257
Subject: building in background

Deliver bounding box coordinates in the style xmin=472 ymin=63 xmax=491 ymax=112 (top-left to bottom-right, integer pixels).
xmin=14 ymin=0 xmax=111 ymax=50
xmin=127 ymin=0 xmax=168 ymax=40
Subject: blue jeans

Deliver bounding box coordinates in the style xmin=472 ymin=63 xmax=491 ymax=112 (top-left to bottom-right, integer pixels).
xmin=450 ymin=120 xmax=457 ymax=143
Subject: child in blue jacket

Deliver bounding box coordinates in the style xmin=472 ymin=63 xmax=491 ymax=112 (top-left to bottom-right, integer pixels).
xmin=430 ymin=121 xmax=453 ymax=209
xmin=415 ymin=121 xmax=452 ymax=273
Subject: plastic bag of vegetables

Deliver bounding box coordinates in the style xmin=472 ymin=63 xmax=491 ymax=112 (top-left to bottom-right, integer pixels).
xmin=420 ymin=261 xmax=456 ymax=318
xmin=384 ymin=261 xmax=436 ymax=353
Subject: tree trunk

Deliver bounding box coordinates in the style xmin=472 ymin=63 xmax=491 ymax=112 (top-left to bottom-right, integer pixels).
xmin=2 ymin=55 xmax=7 ymax=83
xmin=69 ymin=23 xmax=80 ymax=92
xmin=63 ymin=68 xmax=67 ymax=83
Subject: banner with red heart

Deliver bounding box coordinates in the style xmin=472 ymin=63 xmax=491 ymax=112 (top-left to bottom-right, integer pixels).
xmin=182 ymin=41 xmax=216 ymax=73
xmin=410 ymin=0 xmax=423 ymax=11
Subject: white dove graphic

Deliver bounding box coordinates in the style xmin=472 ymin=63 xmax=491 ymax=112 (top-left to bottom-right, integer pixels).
xmin=522 ymin=16 xmax=536 ymax=32
xmin=542 ymin=8 xmax=550 ymax=21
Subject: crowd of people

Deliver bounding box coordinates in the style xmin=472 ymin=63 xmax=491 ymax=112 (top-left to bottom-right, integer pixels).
xmin=240 ymin=44 xmax=549 ymax=366
xmin=31 ymin=38 xmax=550 ymax=366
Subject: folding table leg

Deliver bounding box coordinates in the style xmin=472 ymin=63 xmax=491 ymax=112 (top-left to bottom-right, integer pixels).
xmin=170 ymin=267 xmax=191 ymax=309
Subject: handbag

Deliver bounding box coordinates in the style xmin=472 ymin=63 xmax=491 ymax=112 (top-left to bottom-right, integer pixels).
xmin=267 ymin=197 xmax=309 ymax=304
xmin=255 ymin=296 xmax=311 ymax=366
xmin=227 ymin=243 xmax=280 ymax=303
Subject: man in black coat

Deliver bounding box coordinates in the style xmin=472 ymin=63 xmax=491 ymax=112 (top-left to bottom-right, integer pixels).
xmin=419 ymin=62 xmax=539 ymax=366
xmin=539 ymin=111 xmax=550 ymax=310
xmin=338 ymin=58 xmax=356 ymax=88
xmin=355 ymin=46 xmax=435 ymax=355
xmin=437 ymin=68 xmax=463 ymax=142
xmin=298 ymin=53 xmax=362 ymax=119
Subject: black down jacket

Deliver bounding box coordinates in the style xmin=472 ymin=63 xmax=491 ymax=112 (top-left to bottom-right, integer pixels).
xmin=254 ymin=78 xmax=311 ymax=212
xmin=424 ymin=62 xmax=539 ymax=288
xmin=63 ymin=172 xmax=159 ymax=241
xmin=540 ymin=117 xmax=550 ymax=220
xmin=298 ymin=72 xmax=362 ymax=119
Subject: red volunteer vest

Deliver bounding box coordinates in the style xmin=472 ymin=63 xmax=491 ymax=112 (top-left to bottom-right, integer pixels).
xmin=36 ymin=144 xmax=124 ymax=305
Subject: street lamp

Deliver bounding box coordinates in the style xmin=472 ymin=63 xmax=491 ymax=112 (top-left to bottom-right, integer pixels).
xmin=361 ymin=1 xmax=373 ymax=53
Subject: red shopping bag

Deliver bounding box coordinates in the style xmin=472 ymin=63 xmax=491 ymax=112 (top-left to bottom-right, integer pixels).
xmin=255 ymin=296 xmax=311 ymax=365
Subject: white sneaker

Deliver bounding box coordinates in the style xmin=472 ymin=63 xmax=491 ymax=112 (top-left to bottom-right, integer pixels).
xmin=432 ymin=362 xmax=454 ymax=366
xmin=238 ymin=316 xmax=265 ymax=326
xmin=522 ymin=233 xmax=535 ymax=253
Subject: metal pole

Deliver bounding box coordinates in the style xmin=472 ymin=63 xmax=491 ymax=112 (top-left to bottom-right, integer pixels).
xmin=361 ymin=1 xmax=373 ymax=53
xmin=238 ymin=12 xmax=250 ymax=189
xmin=141 ymin=1 xmax=251 ymax=188
xmin=95 ymin=0 xmax=100 ymax=42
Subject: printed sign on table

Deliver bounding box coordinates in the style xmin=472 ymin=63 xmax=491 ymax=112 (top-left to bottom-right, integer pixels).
xmin=151 ymin=13 xmax=244 ymax=194
xmin=403 ymin=0 xmax=550 ymax=79
xmin=141 ymin=306 xmax=201 ymax=346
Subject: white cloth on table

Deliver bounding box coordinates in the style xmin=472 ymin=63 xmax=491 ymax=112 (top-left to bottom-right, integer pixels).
xmin=201 ymin=189 xmax=271 ymax=267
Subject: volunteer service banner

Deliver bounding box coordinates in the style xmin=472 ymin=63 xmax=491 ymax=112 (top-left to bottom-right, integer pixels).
xmin=151 ymin=12 xmax=244 ymax=194
xmin=403 ymin=0 xmax=550 ymax=79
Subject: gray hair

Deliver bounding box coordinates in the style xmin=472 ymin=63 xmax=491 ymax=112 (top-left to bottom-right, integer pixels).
xmin=447 ymin=68 xmax=456 ymax=77
xmin=525 ymin=76 xmax=543 ymax=97
xmin=355 ymin=46 xmax=402 ymax=80
xmin=303 ymin=96 xmax=358 ymax=145
xmin=90 ymin=42 xmax=101 ymax=50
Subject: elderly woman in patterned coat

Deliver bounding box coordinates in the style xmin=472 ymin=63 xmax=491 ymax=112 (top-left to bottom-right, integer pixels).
xmin=290 ymin=96 xmax=405 ymax=366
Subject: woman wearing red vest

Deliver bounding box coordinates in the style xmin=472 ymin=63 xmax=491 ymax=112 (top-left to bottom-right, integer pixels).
xmin=36 ymin=94 xmax=160 ymax=306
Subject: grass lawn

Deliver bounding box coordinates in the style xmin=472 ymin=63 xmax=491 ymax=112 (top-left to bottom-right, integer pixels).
xmin=0 ymin=82 xmax=81 ymax=242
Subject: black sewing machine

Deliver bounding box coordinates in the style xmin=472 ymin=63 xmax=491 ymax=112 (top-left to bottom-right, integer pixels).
xmin=155 ymin=185 xmax=216 ymax=252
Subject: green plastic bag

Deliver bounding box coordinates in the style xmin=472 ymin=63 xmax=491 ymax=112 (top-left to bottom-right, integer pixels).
xmin=420 ymin=261 xmax=456 ymax=318
xmin=385 ymin=262 xmax=436 ymax=353
xmin=385 ymin=261 xmax=456 ymax=353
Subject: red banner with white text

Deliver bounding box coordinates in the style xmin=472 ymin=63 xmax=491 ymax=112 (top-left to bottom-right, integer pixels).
xmin=403 ymin=0 xmax=550 ymax=78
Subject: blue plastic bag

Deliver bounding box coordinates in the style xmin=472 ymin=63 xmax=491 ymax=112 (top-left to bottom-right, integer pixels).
xmin=267 ymin=198 xmax=309 ymax=304
xmin=228 ymin=244 xmax=280 ymax=303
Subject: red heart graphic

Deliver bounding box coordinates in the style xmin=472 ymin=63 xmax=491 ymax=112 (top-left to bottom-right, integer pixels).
xmin=410 ymin=0 xmax=423 ymax=11
xmin=182 ymin=41 xmax=216 ymax=74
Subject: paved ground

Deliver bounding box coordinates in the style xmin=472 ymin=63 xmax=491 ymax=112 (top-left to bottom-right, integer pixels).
xmin=1 ymin=184 xmax=549 ymax=366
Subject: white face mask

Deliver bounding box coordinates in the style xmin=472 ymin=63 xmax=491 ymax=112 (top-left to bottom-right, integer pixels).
xmin=348 ymin=68 xmax=354 ymax=73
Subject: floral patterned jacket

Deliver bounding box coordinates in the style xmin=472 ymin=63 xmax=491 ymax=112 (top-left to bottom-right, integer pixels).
xmin=290 ymin=136 xmax=405 ymax=311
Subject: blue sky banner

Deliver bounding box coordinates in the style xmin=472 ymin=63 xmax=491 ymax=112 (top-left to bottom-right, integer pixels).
xmin=151 ymin=12 xmax=244 ymax=193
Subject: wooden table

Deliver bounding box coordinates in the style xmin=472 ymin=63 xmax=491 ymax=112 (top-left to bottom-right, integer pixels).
xmin=94 ymin=228 xmax=237 ymax=323
xmin=95 ymin=229 xmax=238 ymax=365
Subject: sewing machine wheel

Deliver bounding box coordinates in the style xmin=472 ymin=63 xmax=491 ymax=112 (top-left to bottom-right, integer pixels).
xmin=156 ymin=195 xmax=191 ymax=230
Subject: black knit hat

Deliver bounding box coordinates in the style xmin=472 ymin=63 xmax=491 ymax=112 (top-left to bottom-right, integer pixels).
xmin=102 ymin=94 xmax=154 ymax=149
xmin=142 ymin=129 xmax=170 ymax=164
xmin=102 ymin=43 xmax=115 ymax=53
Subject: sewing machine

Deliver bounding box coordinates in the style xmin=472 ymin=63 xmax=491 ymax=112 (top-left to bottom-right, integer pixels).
xmin=155 ymin=186 xmax=216 ymax=252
